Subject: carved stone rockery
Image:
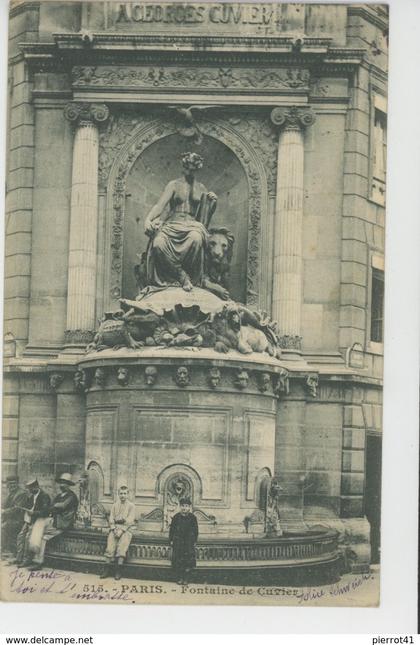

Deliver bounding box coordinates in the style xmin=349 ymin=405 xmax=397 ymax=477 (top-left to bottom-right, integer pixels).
xmin=87 ymin=287 xmax=282 ymax=357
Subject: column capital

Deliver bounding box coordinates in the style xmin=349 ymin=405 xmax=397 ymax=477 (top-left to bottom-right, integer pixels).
xmin=270 ymin=106 xmax=315 ymax=131
xmin=64 ymin=102 xmax=109 ymax=126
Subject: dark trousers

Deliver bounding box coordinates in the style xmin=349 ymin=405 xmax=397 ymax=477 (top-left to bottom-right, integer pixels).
xmin=16 ymin=522 xmax=32 ymax=563
xmin=172 ymin=556 xmax=194 ymax=581
xmin=1 ymin=519 xmax=23 ymax=555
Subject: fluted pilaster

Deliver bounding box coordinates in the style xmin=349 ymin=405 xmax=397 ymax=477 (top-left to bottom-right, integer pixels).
xmin=64 ymin=103 xmax=109 ymax=345
xmin=271 ymin=107 xmax=315 ymax=350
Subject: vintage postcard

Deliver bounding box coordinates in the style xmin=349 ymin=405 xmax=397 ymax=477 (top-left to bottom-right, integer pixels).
xmin=1 ymin=0 xmax=387 ymax=607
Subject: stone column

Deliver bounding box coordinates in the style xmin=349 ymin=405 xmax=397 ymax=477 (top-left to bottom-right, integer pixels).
xmin=64 ymin=102 xmax=109 ymax=347
xmin=271 ymin=107 xmax=315 ymax=355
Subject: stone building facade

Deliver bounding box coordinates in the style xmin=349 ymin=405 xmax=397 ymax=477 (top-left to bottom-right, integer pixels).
xmin=3 ymin=2 xmax=387 ymax=571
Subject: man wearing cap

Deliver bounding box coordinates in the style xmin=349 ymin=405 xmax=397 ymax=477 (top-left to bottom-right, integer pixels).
xmin=100 ymin=485 xmax=135 ymax=581
xmin=1 ymin=476 xmax=28 ymax=556
xmin=27 ymin=473 xmax=79 ymax=571
xmin=10 ymin=478 xmax=50 ymax=567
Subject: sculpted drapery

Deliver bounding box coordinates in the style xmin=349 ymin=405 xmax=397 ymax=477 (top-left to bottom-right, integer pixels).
xmin=144 ymin=152 xmax=217 ymax=292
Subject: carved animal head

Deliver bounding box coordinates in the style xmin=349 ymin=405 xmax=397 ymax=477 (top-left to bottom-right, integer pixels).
xmin=171 ymin=477 xmax=187 ymax=497
xmin=224 ymin=306 xmax=241 ymax=332
xmin=206 ymin=228 xmax=234 ymax=266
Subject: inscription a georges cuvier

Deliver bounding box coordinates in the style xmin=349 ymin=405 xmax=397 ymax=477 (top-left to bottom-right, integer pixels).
xmin=115 ymin=2 xmax=287 ymax=26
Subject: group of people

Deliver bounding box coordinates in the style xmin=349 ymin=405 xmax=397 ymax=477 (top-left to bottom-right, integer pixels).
xmin=2 ymin=476 xmax=199 ymax=584
xmin=1 ymin=473 xmax=79 ymax=571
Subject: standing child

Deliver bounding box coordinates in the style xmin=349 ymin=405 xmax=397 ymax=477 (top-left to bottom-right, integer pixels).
xmin=169 ymin=497 xmax=198 ymax=585
xmin=100 ymin=485 xmax=135 ymax=581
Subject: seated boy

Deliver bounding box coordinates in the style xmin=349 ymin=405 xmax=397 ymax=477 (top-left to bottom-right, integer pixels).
xmin=100 ymin=485 xmax=135 ymax=581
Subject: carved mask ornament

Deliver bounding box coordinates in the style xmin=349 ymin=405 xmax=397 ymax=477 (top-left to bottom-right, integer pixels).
xmin=208 ymin=367 xmax=221 ymax=389
xmin=74 ymin=369 xmax=88 ymax=392
xmin=274 ymin=368 xmax=290 ymax=397
xmin=306 ymin=374 xmax=319 ymax=398
xmin=144 ymin=366 xmax=158 ymax=387
xmin=257 ymin=372 xmax=271 ymax=393
xmin=117 ymin=367 xmax=129 ymax=386
xmin=49 ymin=373 xmax=64 ymax=391
xmin=175 ymin=366 xmax=190 ymax=387
xmin=94 ymin=368 xmax=106 ymax=388
xmin=235 ymin=369 xmax=249 ymax=390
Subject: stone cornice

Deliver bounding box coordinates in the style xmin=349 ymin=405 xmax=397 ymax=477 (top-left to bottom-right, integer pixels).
xmin=19 ymin=37 xmax=365 ymax=70
xmin=20 ymin=41 xmax=365 ymax=76
xmin=363 ymin=60 xmax=388 ymax=85
xmin=53 ymin=32 xmax=334 ymax=54
xmin=347 ymin=5 xmax=389 ymax=32
xmin=9 ymin=0 xmax=40 ymax=19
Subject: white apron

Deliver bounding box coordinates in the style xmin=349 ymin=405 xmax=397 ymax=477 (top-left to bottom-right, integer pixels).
xmin=28 ymin=517 xmax=54 ymax=554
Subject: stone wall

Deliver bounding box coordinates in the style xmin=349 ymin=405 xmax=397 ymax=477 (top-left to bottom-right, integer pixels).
xmin=28 ymin=104 xmax=73 ymax=349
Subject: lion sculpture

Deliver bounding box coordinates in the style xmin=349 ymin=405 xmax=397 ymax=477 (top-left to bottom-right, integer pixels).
xmin=213 ymin=305 xmax=280 ymax=356
xmin=202 ymin=227 xmax=234 ymax=300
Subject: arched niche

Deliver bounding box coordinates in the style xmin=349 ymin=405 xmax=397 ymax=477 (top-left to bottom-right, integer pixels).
xmin=86 ymin=460 xmax=104 ymax=507
xmin=104 ymin=118 xmax=268 ymax=312
xmin=255 ymin=467 xmax=272 ymax=512
xmin=123 ymin=133 xmax=249 ymax=303
xmin=156 ymin=462 xmax=203 ymax=500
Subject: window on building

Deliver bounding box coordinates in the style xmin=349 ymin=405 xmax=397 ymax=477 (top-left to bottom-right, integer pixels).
xmin=370 ymin=268 xmax=384 ymax=343
xmin=373 ymin=109 xmax=387 ymax=183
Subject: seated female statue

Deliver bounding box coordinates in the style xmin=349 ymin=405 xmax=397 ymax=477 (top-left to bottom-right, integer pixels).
xmin=144 ymin=152 xmax=217 ymax=292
